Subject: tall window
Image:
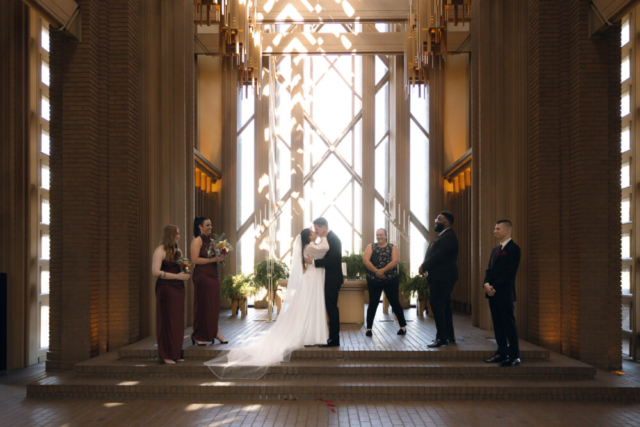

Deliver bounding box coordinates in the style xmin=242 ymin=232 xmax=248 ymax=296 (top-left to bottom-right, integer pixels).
xmin=234 ymin=25 xmax=429 ymax=276
xmin=237 ymin=86 xmax=256 ymax=275
xmin=620 ymin=13 xmax=634 ymax=358
xmin=37 ymin=21 xmax=51 ymax=354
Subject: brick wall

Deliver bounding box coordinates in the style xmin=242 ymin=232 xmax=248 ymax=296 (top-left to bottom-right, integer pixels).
xmin=527 ymin=0 xmax=622 ymax=371
xmin=48 ymin=0 xmax=140 ymax=370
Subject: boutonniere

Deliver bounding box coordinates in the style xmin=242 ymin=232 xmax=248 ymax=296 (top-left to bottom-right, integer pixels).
xmin=499 ymin=251 xmax=507 ymax=257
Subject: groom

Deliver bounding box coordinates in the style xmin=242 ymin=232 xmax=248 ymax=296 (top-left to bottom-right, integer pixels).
xmin=305 ymin=217 xmax=344 ymax=347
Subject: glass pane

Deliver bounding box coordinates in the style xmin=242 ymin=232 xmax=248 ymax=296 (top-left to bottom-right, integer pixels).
xmin=40 ymin=304 xmax=49 ymax=348
xmin=41 ymin=95 xmax=50 ymax=121
xmin=375 ymin=23 xmax=389 ymax=33
xmin=622 ymin=19 xmax=630 ymax=47
xmin=41 ymin=60 xmax=50 ymax=86
xmin=622 ymin=126 xmax=631 ymax=153
xmin=41 ymin=25 xmax=50 ymax=52
xmin=374 ymin=199 xmax=386 ymax=236
xmin=410 ymin=223 xmax=427 ymax=276
xmin=621 ymin=162 xmax=630 ymax=188
xmin=375 ymin=82 xmax=389 ymax=142
xmin=622 ymin=302 xmax=631 ymax=330
xmin=375 ymin=136 xmax=388 ymax=195
xmin=41 ymin=269 xmax=50 ymax=295
xmin=41 ymin=129 xmax=50 ymax=155
xmin=410 ymin=120 xmax=429 ymax=227
xmin=238 ymin=86 xmax=255 ymax=131
xmin=41 ymin=164 xmax=50 ymax=190
xmin=622 ymin=196 xmax=631 ymax=223
xmin=41 ymin=233 xmax=50 ymax=260
xmin=622 ymin=55 xmax=631 ymax=82
xmin=41 ymin=198 xmax=50 ymax=225
xmin=237 ymin=229 xmax=255 ymax=275
xmin=622 ymin=232 xmax=631 ymax=259
xmin=622 ymin=267 xmax=631 ymax=295
xmin=621 ymin=91 xmax=630 ymax=117
xmin=237 ymin=121 xmax=255 ymax=224
xmin=375 ymin=55 xmax=388 ymax=85
xmin=410 ymin=85 xmax=429 ymax=130
xmin=623 ymin=338 xmax=630 ymax=356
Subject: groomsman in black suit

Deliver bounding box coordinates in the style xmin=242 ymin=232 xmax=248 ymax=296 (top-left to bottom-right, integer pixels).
xmin=419 ymin=212 xmax=459 ymax=348
xmin=483 ymin=220 xmax=522 ymax=367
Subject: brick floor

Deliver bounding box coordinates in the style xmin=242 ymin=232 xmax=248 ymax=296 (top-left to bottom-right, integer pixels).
xmin=4 ymin=308 xmax=640 ymax=425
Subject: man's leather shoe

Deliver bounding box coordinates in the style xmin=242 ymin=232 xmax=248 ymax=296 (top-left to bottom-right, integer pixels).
xmin=320 ymin=340 xmax=340 ymax=347
xmin=449 ymin=339 xmax=456 ymax=344
xmin=427 ymin=339 xmax=449 ymax=348
xmin=499 ymin=357 xmax=521 ymax=367
xmin=484 ymin=354 xmax=508 ymax=363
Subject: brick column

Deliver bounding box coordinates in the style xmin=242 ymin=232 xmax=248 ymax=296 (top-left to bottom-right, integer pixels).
xmin=527 ymin=0 xmax=621 ymax=370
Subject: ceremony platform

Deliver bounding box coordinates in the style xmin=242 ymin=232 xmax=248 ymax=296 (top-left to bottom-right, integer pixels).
xmin=27 ymin=308 xmax=640 ymax=402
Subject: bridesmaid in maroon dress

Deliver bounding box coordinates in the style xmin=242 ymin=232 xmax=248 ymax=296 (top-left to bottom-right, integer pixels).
xmin=190 ymin=217 xmax=228 ymax=346
xmin=152 ymin=225 xmax=190 ymax=364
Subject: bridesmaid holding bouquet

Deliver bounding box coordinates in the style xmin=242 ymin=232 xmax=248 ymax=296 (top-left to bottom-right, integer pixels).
xmin=152 ymin=225 xmax=190 ymax=364
xmin=190 ymin=217 xmax=228 ymax=346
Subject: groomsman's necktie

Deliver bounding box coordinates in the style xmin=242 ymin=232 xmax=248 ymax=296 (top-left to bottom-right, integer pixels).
xmin=495 ymin=246 xmax=503 ymax=260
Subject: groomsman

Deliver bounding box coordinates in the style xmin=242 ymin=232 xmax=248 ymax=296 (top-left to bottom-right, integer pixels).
xmin=483 ymin=220 xmax=522 ymax=367
xmin=419 ymin=212 xmax=458 ymax=348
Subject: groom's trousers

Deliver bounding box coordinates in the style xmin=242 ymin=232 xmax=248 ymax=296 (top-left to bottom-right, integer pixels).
xmin=325 ymin=282 xmax=342 ymax=341
xmin=429 ymin=279 xmax=456 ymax=341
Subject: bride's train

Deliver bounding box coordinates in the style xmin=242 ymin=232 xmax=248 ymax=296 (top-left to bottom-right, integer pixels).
xmin=205 ymin=233 xmax=328 ymax=379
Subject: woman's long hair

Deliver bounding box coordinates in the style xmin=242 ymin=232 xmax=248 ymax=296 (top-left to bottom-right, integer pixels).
xmin=193 ymin=216 xmax=210 ymax=238
xmin=300 ymin=228 xmax=311 ymax=269
xmin=162 ymin=224 xmax=182 ymax=262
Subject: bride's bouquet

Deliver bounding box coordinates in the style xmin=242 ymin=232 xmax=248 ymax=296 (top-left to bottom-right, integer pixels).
xmin=176 ymin=256 xmax=193 ymax=274
xmin=206 ymin=233 xmax=233 ymax=267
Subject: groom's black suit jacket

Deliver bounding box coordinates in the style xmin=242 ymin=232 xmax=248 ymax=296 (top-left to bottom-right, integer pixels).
xmin=314 ymin=230 xmax=344 ymax=289
xmin=483 ymin=240 xmax=521 ymax=302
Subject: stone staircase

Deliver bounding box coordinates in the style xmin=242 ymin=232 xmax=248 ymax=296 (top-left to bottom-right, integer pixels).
xmin=27 ymin=335 xmax=640 ymax=401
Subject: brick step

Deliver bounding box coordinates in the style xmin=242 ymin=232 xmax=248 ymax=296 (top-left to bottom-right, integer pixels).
xmin=118 ymin=346 xmax=551 ymax=362
xmin=27 ymin=376 xmax=640 ymax=401
xmin=74 ymin=358 xmax=596 ymax=381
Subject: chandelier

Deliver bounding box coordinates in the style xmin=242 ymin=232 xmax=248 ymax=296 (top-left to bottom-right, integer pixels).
xmin=405 ymin=0 xmax=470 ymax=94
xmin=194 ymin=0 xmax=470 ymax=97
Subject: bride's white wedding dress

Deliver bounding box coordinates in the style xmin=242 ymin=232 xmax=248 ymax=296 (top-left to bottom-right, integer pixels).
xmin=205 ymin=234 xmax=329 ymax=379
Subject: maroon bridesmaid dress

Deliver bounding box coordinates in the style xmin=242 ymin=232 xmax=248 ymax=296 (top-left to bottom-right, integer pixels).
xmin=155 ymin=256 xmax=185 ymax=360
xmin=191 ymin=234 xmax=221 ymax=342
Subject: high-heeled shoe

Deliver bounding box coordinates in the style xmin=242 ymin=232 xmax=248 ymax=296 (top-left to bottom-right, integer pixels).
xmin=215 ymin=335 xmax=229 ymax=344
xmin=191 ymin=338 xmax=207 ymax=346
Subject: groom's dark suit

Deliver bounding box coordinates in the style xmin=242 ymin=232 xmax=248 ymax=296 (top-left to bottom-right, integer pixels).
xmin=313 ymin=230 xmax=344 ymax=343
xmin=483 ymin=240 xmax=521 ymax=359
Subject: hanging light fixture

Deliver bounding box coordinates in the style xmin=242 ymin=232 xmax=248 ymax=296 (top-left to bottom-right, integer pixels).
xmin=405 ymin=0 xmax=471 ymax=96
xmin=195 ymin=0 xmax=262 ymax=96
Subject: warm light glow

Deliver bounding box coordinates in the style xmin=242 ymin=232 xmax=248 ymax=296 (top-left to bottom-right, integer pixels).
xmin=104 ymin=403 xmax=125 ymax=408
xmin=118 ymin=381 xmax=139 ymax=386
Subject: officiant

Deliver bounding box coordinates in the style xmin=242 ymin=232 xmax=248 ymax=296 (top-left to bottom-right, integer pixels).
xmin=363 ymin=228 xmax=407 ymax=337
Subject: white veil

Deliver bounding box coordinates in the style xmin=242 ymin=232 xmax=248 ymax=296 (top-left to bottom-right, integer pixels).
xmin=205 ymin=234 xmax=306 ymax=379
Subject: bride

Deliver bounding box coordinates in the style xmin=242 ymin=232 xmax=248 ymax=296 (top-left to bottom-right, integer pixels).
xmin=205 ymin=228 xmax=329 ymax=379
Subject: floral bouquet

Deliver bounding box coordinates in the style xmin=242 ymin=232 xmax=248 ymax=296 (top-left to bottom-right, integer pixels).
xmin=206 ymin=233 xmax=234 ymax=266
xmin=177 ymin=256 xmax=193 ymax=274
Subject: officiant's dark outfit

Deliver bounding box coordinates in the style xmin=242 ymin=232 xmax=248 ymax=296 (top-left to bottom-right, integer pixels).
xmin=420 ymin=228 xmax=458 ymax=345
xmin=313 ymin=230 xmax=344 ymax=345
xmin=483 ymin=239 xmax=521 ymax=362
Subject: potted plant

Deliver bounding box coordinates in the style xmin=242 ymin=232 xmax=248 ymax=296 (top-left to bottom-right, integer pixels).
xmin=253 ymin=259 xmax=289 ymax=313
xmin=342 ymin=250 xmax=367 ymax=279
xmin=400 ymin=274 xmax=431 ymax=317
xmin=220 ymin=273 xmax=258 ymax=316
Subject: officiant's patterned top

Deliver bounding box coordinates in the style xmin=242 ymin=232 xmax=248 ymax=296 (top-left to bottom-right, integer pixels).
xmin=366 ymin=243 xmax=398 ymax=284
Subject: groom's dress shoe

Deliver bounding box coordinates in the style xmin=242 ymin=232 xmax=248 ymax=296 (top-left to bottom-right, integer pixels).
xmin=484 ymin=354 xmax=508 ymax=364
xmin=427 ymin=339 xmax=449 ymax=348
xmin=320 ymin=338 xmax=340 ymax=347
xmin=499 ymin=357 xmax=521 ymax=367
